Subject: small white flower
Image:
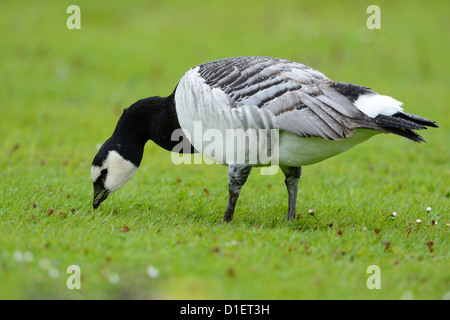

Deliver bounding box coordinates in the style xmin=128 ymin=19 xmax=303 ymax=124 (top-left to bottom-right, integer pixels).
xmin=416 ymin=219 xmax=422 ymax=224
xmin=426 ymin=207 xmax=432 ymax=212
xmin=48 ymin=268 xmax=60 ymax=279
xmin=39 ymin=258 xmax=51 ymax=270
xmin=225 ymin=240 xmax=238 ymax=247
xmin=13 ymin=250 xmax=23 ymax=262
xmin=400 ymin=290 xmax=414 ymax=300
xmin=392 ymin=211 xmax=398 ymax=217
xmin=23 ymin=251 xmax=34 ymax=262
xmin=147 ymin=265 xmax=160 ymax=279
xmin=108 ymin=273 xmax=120 ymax=284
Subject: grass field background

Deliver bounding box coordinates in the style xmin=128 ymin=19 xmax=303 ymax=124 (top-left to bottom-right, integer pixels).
xmin=0 ymin=0 xmax=448 ymax=299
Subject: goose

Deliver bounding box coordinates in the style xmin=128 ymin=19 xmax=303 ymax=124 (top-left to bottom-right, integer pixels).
xmin=91 ymin=56 xmax=438 ymax=222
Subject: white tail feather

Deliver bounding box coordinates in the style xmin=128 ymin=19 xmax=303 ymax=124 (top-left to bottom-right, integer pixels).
xmin=354 ymin=93 xmax=404 ymax=118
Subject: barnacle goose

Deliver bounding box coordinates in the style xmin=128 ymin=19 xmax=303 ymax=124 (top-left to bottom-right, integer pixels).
xmin=91 ymin=56 xmax=438 ymax=222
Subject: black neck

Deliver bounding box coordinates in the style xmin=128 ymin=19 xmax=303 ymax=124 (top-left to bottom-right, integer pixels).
xmin=104 ymin=90 xmax=194 ymax=167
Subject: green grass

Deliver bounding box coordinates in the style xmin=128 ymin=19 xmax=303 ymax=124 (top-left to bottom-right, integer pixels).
xmin=0 ymin=0 xmax=448 ymax=299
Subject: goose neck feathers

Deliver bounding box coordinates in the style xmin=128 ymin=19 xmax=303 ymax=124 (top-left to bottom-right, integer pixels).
xmin=98 ymin=92 xmax=190 ymax=167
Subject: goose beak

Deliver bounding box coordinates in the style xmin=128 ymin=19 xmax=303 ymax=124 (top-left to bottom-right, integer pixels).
xmin=93 ymin=187 xmax=109 ymax=209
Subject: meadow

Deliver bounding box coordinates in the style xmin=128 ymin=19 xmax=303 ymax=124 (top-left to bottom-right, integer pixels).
xmin=0 ymin=0 xmax=448 ymax=299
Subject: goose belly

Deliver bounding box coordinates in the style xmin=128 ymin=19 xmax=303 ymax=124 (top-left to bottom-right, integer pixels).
xmin=278 ymin=129 xmax=379 ymax=166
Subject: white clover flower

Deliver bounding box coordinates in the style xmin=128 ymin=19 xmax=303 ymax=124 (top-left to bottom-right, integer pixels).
xmin=39 ymin=258 xmax=51 ymax=270
xmin=13 ymin=250 xmax=23 ymax=262
xmin=48 ymin=268 xmax=60 ymax=279
xmin=225 ymin=240 xmax=238 ymax=247
xmin=108 ymin=273 xmax=120 ymax=284
xmin=23 ymin=251 xmax=34 ymax=262
xmin=147 ymin=265 xmax=160 ymax=279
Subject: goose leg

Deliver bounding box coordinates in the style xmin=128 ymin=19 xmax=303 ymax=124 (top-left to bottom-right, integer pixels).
xmin=281 ymin=166 xmax=302 ymax=221
xmin=222 ymin=164 xmax=253 ymax=223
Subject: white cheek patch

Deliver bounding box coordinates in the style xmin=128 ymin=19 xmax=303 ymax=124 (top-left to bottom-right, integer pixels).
xmin=91 ymin=166 xmax=102 ymax=182
xmin=103 ymin=150 xmax=138 ymax=193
